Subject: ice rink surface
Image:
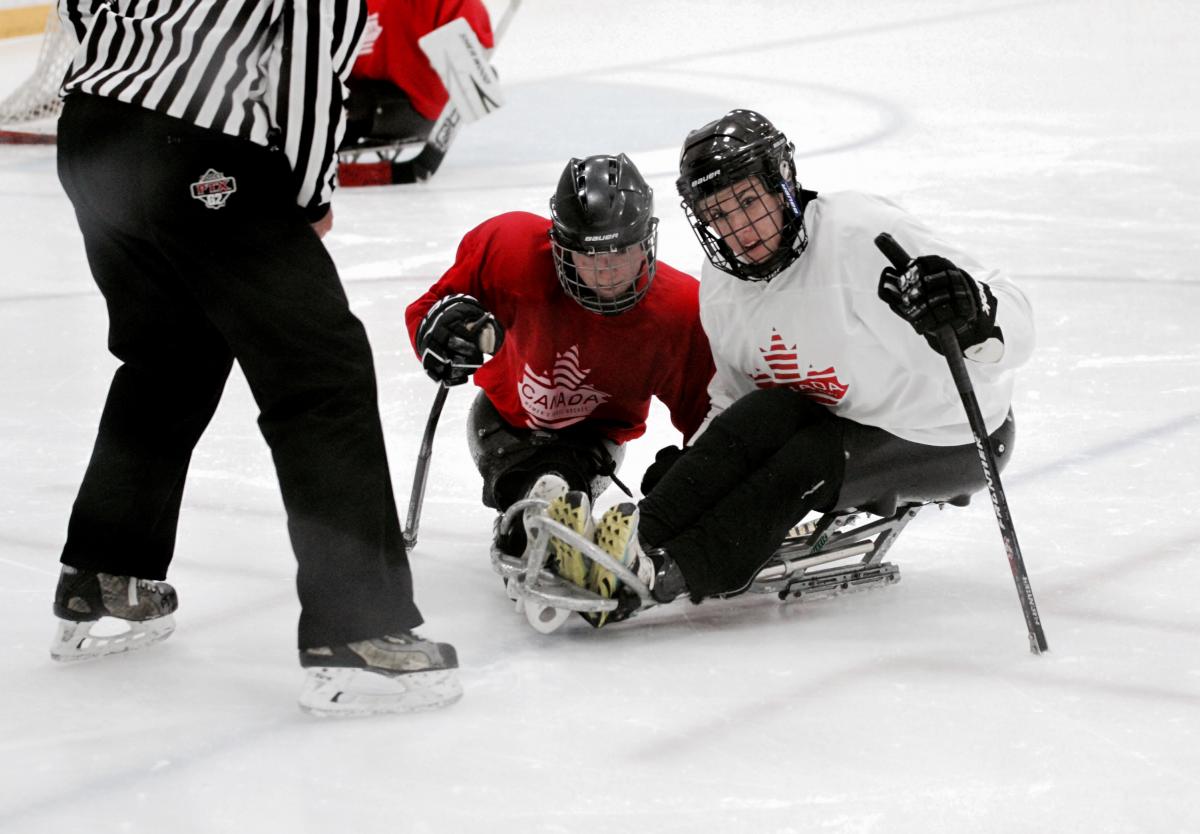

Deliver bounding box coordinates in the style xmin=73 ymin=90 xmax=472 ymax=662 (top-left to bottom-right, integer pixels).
xmin=1 ymin=1 xmax=1198 ymax=831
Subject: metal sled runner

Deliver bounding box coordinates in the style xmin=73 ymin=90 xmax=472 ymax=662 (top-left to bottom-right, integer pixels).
xmin=490 ymin=498 xmax=925 ymax=633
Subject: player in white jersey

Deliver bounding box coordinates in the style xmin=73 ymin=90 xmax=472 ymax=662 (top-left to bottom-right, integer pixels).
xmin=577 ymin=109 xmax=1035 ymax=615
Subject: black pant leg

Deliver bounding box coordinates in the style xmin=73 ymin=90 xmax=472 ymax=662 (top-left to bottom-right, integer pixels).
xmin=57 ymin=101 xmax=234 ymax=579
xmin=134 ymin=106 xmax=420 ymax=647
xmin=639 ymin=388 xmax=841 ymax=545
xmin=58 ymin=95 xmax=421 ymax=647
xmin=466 ymin=391 xmax=620 ymax=510
xmin=639 ymin=388 xmax=844 ymax=598
xmin=341 ymin=78 xmax=433 ymax=148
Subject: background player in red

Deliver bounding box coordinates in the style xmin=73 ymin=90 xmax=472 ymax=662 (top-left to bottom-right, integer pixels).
xmin=405 ymin=153 xmax=713 ymax=619
xmin=342 ymin=0 xmax=495 ymax=150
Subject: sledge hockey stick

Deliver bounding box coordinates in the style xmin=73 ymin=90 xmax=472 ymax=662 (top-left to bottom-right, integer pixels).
xmin=403 ymin=383 xmax=450 ymax=549
xmin=402 ymin=316 xmax=501 ymax=549
xmin=390 ymin=0 xmax=522 ymax=184
xmin=875 ymin=232 xmax=1049 ymax=655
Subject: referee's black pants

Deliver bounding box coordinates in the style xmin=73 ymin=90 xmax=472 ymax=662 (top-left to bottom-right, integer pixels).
xmin=56 ymin=94 xmax=421 ymax=648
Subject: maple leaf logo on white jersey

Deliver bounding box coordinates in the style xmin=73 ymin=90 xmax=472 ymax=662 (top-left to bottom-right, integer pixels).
xmin=751 ymin=329 xmax=849 ymax=406
xmin=518 ymin=345 xmax=611 ymax=429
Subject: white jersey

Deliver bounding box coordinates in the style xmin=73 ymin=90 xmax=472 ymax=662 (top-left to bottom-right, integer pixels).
xmin=697 ymin=191 xmax=1034 ymax=447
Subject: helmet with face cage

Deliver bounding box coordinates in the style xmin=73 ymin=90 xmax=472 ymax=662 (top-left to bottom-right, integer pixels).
xmin=676 ymin=109 xmax=810 ymax=282
xmin=549 ymin=153 xmax=658 ymax=315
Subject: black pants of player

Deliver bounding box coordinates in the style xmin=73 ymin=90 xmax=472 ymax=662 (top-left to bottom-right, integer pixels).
xmin=340 ymin=79 xmax=435 ymax=150
xmin=466 ymin=392 xmax=623 ymax=511
xmin=638 ymin=387 xmax=1015 ymax=599
xmin=56 ymin=94 xmax=421 ymax=648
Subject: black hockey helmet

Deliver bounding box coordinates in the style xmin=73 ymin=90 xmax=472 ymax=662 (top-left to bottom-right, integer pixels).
xmin=676 ymin=109 xmax=810 ymax=282
xmin=549 ymin=153 xmax=658 ymax=315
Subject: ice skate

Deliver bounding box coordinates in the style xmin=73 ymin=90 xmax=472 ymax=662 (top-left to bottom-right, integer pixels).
xmin=50 ymin=566 xmax=178 ymax=662
xmin=298 ymin=631 xmax=462 ymax=717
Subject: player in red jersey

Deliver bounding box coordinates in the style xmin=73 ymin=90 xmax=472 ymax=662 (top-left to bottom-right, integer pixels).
xmin=406 ymin=154 xmax=713 ymax=611
xmin=341 ymin=0 xmax=494 ymax=150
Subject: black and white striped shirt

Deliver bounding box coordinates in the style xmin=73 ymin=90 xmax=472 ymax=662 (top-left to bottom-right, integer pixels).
xmin=58 ymin=0 xmax=366 ymax=217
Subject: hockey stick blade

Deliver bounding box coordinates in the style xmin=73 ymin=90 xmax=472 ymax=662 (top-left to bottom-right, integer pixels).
xmin=874 ymin=232 xmax=1049 ymax=654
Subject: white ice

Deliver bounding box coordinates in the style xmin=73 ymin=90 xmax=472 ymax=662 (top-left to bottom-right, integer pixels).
xmin=1 ymin=1 xmax=1198 ymax=832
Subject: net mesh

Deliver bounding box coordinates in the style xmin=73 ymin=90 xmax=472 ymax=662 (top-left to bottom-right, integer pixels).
xmin=0 ymin=9 xmax=73 ymax=126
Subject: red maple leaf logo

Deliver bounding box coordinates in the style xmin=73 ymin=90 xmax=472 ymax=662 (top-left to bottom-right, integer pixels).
xmin=751 ymin=329 xmax=849 ymax=406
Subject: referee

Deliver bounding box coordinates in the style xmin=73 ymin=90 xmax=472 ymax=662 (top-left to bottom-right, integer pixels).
xmin=49 ymin=0 xmax=461 ymax=716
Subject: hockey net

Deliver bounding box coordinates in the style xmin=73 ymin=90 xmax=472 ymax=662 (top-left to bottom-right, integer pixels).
xmin=0 ymin=7 xmax=72 ymax=143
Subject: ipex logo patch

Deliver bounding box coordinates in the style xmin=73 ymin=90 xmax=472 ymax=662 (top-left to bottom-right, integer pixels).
xmin=190 ymin=169 xmax=237 ymax=209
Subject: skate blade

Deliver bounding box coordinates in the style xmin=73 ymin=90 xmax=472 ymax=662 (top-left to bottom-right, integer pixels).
xmin=298 ymin=666 xmax=463 ymax=717
xmin=50 ymin=615 xmax=176 ymax=662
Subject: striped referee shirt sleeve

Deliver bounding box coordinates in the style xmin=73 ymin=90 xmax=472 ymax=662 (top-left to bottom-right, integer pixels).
xmin=273 ymin=0 xmax=366 ymax=218
xmin=58 ymin=0 xmax=103 ymax=43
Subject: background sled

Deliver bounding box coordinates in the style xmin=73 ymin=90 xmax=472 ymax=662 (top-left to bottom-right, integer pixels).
xmin=337 ymin=0 xmax=521 ymax=186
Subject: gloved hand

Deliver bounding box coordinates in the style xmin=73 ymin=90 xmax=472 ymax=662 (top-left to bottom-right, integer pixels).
xmin=415 ymin=294 xmax=505 ymax=385
xmin=640 ymin=444 xmax=686 ymax=495
xmin=878 ymin=255 xmax=1001 ymax=355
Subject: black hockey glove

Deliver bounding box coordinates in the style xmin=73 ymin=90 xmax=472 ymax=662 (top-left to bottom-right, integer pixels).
xmin=878 ymin=255 xmax=1001 ymax=356
xmin=415 ymin=293 xmax=505 ymax=385
xmin=640 ymin=444 xmax=686 ymax=495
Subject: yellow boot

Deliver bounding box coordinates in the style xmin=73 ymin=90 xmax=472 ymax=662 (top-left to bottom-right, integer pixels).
xmin=589 ymin=501 xmax=643 ymax=627
xmin=546 ymin=490 xmax=593 ymax=589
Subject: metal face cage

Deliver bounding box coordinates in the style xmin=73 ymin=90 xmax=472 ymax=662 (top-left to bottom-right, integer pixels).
xmin=550 ymin=218 xmax=658 ymax=315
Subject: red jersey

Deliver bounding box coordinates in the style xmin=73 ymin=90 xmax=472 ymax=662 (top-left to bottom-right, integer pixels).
xmin=352 ymin=0 xmax=495 ymax=121
xmin=406 ymin=212 xmax=714 ymax=444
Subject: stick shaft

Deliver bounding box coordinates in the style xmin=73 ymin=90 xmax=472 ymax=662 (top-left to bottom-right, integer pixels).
xmin=403 ymin=384 xmax=449 ymax=549
xmin=875 ymin=233 xmax=1048 ymax=653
